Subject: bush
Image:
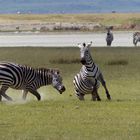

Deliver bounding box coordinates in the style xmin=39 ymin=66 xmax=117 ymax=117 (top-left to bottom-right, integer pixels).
xmin=49 ymin=58 xmax=80 ymax=64
xmin=107 ymin=60 xmax=128 ymax=65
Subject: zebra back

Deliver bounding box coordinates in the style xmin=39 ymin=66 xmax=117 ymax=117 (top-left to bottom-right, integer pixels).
xmin=0 ymin=62 xmax=60 ymax=89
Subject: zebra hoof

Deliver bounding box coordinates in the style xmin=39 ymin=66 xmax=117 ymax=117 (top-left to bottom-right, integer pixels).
xmin=97 ymin=98 xmax=101 ymax=101
xmin=36 ymin=95 xmax=41 ymax=101
xmin=107 ymin=95 xmax=111 ymax=100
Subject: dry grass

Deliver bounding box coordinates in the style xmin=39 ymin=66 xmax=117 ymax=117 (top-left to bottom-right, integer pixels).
xmin=0 ymin=13 xmax=139 ymax=32
xmin=0 ymin=13 xmax=140 ymax=25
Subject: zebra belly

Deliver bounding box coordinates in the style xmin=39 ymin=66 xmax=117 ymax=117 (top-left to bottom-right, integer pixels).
xmin=73 ymin=74 xmax=94 ymax=94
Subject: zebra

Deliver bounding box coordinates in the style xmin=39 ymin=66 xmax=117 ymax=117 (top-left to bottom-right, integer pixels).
xmin=73 ymin=42 xmax=111 ymax=101
xmin=106 ymin=28 xmax=113 ymax=46
xmin=0 ymin=62 xmax=65 ymax=101
xmin=133 ymin=32 xmax=140 ymax=46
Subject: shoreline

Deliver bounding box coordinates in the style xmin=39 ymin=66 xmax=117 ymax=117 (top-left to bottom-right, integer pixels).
xmin=0 ymin=31 xmax=136 ymax=47
xmin=0 ymin=13 xmax=140 ymax=32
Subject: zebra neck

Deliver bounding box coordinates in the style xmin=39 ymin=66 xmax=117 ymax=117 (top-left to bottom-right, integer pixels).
xmin=46 ymin=74 xmax=53 ymax=85
xmin=85 ymin=52 xmax=95 ymax=70
xmin=37 ymin=70 xmax=51 ymax=86
xmin=85 ymin=62 xmax=95 ymax=71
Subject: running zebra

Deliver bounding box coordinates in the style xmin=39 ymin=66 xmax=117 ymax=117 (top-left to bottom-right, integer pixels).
xmin=0 ymin=62 xmax=65 ymax=101
xmin=133 ymin=32 xmax=140 ymax=46
xmin=106 ymin=28 xmax=113 ymax=46
xmin=73 ymin=42 xmax=111 ymax=101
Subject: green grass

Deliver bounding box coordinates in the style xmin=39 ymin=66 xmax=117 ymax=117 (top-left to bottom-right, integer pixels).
xmin=0 ymin=47 xmax=140 ymax=140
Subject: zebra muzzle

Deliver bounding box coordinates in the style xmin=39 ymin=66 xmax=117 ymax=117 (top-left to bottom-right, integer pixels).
xmin=80 ymin=58 xmax=86 ymax=65
xmin=59 ymin=86 xmax=66 ymax=94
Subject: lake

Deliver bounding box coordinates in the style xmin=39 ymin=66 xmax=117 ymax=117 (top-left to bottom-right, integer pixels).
xmin=0 ymin=31 xmax=136 ymax=47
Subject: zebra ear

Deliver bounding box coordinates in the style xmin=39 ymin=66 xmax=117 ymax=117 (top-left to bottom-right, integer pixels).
xmin=50 ymin=69 xmax=54 ymax=74
xmin=77 ymin=43 xmax=82 ymax=48
xmin=83 ymin=43 xmax=86 ymax=47
xmin=53 ymin=69 xmax=60 ymax=74
xmin=56 ymin=69 xmax=60 ymax=74
xmin=87 ymin=41 xmax=92 ymax=48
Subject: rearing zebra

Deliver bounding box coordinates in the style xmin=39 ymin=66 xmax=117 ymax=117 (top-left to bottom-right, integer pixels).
xmin=133 ymin=32 xmax=140 ymax=46
xmin=0 ymin=62 xmax=65 ymax=101
xmin=73 ymin=42 xmax=111 ymax=101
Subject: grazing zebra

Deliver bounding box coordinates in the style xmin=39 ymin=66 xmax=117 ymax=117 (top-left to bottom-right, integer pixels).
xmin=0 ymin=62 xmax=65 ymax=101
xmin=133 ymin=32 xmax=140 ymax=46
xmin=106 ymin=29 xmax=113 ymax=46
xmin=73 ymin=42 xmax=111 ymax=101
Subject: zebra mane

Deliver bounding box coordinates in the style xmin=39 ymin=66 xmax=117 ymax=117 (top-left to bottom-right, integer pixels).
xmin=49 ymin=68 xmax=60 ymax=74
xmin=36 ymin=67 xmax=60 ymax=74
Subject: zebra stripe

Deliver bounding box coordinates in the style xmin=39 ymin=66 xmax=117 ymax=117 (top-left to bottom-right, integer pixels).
xmin=0 ymin=62 xmax=65 ymax=101
xmin=73 ymin=73 xmax=100 ymax=94
xmin=133 ymin=32 xmax=140 ymax=46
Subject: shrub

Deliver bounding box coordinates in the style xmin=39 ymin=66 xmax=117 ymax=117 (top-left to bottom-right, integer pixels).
xmin=107 ymin=60 xmax=128 ymax=65
xmin=49 ymin=58 xmax=80 ymax=64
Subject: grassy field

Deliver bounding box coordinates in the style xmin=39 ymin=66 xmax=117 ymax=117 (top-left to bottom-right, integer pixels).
xmin=0 ymin=13 xmax=140 ymax=28
xmin=0 ymin=13 xmax=139 ymax=24
xmin=0 ymin=47 xmax=140 ymax=140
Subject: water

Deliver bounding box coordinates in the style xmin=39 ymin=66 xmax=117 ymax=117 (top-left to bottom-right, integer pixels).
xmin=0 ymin=31 xmax=137 ymax=47
xmin=0 ymin=0 xmax=139 ymax=14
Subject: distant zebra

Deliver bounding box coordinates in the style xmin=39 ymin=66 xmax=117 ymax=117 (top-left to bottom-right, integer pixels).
xmin=106 ymin=29 xmax=113 ymax=46
xmin=133 ymin=32 xmax=140 ymax=46
xmin=73 ymin=42 xmax=111 ymax=101
xmin=0 ymin=62 xmax=65 ymax=101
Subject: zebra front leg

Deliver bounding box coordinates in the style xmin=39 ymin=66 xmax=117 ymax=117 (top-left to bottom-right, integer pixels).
xmin=28 ymin=89 xmax=41 ymax=101
xmin=102 ymin=83 xmax=111 ymax=100
xmin=100 ymin=81 xmax=111 ymax=100
xmin=98 ymin=73 xmax=111 ymax=100
xmin=75 ymin=90 xmax=85 ymax=101
xmin=0 ymin=86 xmax=13 ymax=101
xmin=22 ymin=90 xmax=28 ymax=100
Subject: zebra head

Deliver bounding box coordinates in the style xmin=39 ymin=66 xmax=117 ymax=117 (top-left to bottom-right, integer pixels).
xmin=78 ymin=41 xmax=93 ymax=65
xmin=51 ymin=69 xmax=66 ymax=94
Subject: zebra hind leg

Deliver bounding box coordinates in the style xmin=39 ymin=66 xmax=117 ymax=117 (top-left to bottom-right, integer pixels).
xmin=102 ymin=83 xmax=111 ymax=100
xmin=92 ymin=88 xmax=101 ymax=101
xmin=98 ymin=73 xmax=111 ymax=100
xmin=105 ymin=89 xmax=111 ymax=100
xmin=0 ymin=86 xmax=13 ymax=101
xmin=101 ymin=82 xmax=111 ymax=100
